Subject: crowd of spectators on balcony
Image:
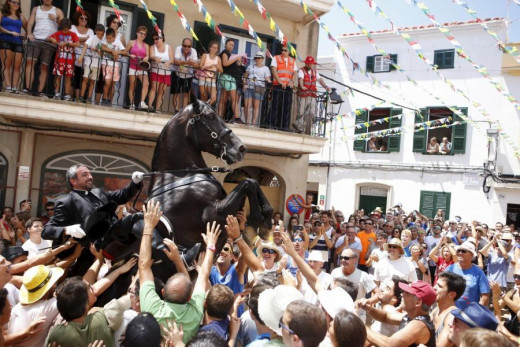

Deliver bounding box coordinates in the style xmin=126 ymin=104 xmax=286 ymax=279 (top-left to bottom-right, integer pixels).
xmin=0 ymin=0 xmax=333 ymax=132
xmin=0 ymin=168 xmax=519 ymax=346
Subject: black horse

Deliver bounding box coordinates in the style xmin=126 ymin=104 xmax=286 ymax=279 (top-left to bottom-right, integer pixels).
xmin=96 ymin=96 xmax=273 ymax=304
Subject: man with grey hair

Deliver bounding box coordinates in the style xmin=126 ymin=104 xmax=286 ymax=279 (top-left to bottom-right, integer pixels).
xmin=43 ymin=163 xmax=143 ymax=275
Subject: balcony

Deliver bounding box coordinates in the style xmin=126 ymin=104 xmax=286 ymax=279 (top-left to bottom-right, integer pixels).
xmin=0 ymin=38 xmax=329 ymax=155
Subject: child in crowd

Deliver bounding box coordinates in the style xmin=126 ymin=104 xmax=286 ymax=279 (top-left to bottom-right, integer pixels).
xmin=48 ymin=18 xmax=79 ymax=101
xmin=100 ymin=27 xmax=126 ymax=106
xmin=77 ymin=24 xmax=105 ymax=103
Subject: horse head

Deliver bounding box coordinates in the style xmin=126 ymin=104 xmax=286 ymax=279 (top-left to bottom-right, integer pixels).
xmin=185 ymin=94 xmax=247 ymax=165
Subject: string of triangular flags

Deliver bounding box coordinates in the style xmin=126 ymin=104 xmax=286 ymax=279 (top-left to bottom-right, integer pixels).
xmin=107 ymin=0 xmax=122 ymax=21
xmin=409 ymin=0 xmax=520 ymax=110
xmin=364 ymin=0 xmax=520 ymax=158
xmin=192 ymin=0 xmax=224 ymax=39
xmin=249 ymin=0 xmax=299 ymax=60
xmin=297 ymin=0 xmax=424 ymax=114
xmin=224 ymin=0 xmax=272 ymax=58
xmin=138 ymin=0 xmax=162 ymax=37
xmin=353 ymin=114 xmax=403 ymax=130
xmin=72 ymin=0 xmax=85 ymax=14
xmin=168 ymin=0 xmax=199 ymax=42
xmin=348 ymin=117 xmax=461 ymax=142
xmin=452 ymin=0 xmax=520 ymax=64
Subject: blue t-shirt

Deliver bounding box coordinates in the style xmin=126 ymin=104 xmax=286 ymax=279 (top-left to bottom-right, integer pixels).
xmin=487 ymin=249 xmax=512 ymax=287
xmin=210 ymin=263 xmax=245 ymax=316
xmin=445 ymin=263 xmax=490 ymax=309
xmin=199 ymin=317 xmax=230 ymax=340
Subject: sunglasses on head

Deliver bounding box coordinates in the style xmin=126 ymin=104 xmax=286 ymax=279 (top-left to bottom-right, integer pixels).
xmin=262 ymin=248 xmax=276 ymax=254
xmin=340 ymin=255 xmax=356 ymax=261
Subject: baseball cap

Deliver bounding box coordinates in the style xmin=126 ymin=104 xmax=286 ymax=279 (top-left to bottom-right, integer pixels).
xmin=398 ymin=281 xmax=436 ymax=306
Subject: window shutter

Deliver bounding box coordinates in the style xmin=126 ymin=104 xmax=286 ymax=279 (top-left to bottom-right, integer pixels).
xmin=435 ymin=192 xmax=451 ymax=220
xmin=366 ymin=56 xmax=375 ymax=73
xmin=135 ymin=8 xmax=165 ymax=45
xmin=353 ymin=110 xmax=368 ymax=151
xmin=387 ymin=108 xmax=402 ymax=152
xmin=451 ymin=107 xmax=467 ymax=154
xmin=420 ymin=191 xmax=436 ymax=219
xmin=413 ymin=108 xmax=427 ymax=152
xmin=389 ymin=54 xmax=398 ymax=71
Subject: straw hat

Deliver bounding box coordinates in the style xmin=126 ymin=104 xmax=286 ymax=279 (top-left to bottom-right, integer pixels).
xmin=383 ymin=238 xmax=404 ymax=254
xmin=20 ymin=265 xmax=64 ymax=304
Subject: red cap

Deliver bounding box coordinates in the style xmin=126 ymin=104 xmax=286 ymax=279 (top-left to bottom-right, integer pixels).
xmin=398 ymin=281 xmax=437 ymax=306
xmin=304 ymin=56 xmax=317 ymax=64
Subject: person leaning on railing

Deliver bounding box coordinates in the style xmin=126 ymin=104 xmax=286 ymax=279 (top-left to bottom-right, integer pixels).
xmin=100 ymin=27 xmax=127 ymax=107
xmin=126 ymin=25 xmax=150 ymax=111
xmin=0 ymin=0 xmax=26 ymax=93
xmin=147 ymin=30 xmax=173 ymax=113
xmin=197 ymin=40 xmax=222 ymax=107
xmin=76 ymin=24 xmax=104 ymax=103
xmin=70 ymin=10 xmax=93 ymax=101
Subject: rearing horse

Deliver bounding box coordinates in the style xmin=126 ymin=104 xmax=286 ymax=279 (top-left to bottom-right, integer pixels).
xmin=147 ymin=96 xmax=273 ymax=252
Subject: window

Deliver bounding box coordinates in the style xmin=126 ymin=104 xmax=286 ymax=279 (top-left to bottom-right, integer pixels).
xmin=420 ymin=191 xmax=451 ymax=219
xmin=353 ymin=108 xmax=402 ymax=152
xmin=413 ymin=107 xmax=467 ymax=154
xmin=366 ymin=54 xmax=397 ymax=73
xmin=434 ymin=49 xmax=455 ymax=69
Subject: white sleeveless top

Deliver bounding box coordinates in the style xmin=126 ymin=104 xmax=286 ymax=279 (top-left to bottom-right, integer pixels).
xmin=34 ymin=6 xmax=58 ymax=40
xmin=152 ymin=44 xmax=171 ymax=76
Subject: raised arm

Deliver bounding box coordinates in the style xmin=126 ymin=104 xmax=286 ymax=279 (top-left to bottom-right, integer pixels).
xmin=194 ymin=221 xmax=221 ymax=293
xmin=225 ymin=215 xmax=263 ymax=274
xmin=138 ymin=200 xmax=163 ymax=284
xmin=428 ymin=236 xmax=445 ymax=263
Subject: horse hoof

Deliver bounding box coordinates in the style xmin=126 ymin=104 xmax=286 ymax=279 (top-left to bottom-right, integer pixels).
xmin=182 ymin=243 xmax=202 ymax=271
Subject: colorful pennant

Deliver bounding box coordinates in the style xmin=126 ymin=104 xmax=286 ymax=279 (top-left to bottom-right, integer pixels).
xmin=138 ymin=0 xmax=162 ymax=36
xmin=107 ymin=0 xmax=122 ymax=20
xmin=192 ymin=0 xmax=224 ymax=38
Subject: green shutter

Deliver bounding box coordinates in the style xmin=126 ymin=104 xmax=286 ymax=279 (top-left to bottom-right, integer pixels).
xmin=451 ymin=107 xmax=467 ymax=154
xmin=366 ymin=56 xmax=375 ymax=73
xmin=353 ymin=110 xmax=368 ymax=152
xmin=387 ymin=108 xmax=402 ymax=152
xmin=420 ymin=191 xmax=451 ymax=219
xmin=389 ymin=54 xmax=398 ymax=71
xmin=413 ymin=108 xmax=427 ymax=153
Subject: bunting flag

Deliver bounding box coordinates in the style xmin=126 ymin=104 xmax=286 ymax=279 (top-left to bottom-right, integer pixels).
xmin=249 ymin=0 xmax=299 ymax=60
xmin=352 ymin=114 xmax=403 ymax=130
xmin=223 ymin=0 xmax=272 ymax=57
xmin=452 ymin=0 xmax=520 ymax=64
xmin=73 ymin=0 xmax=85 ymax=14
xmin=297 ymin=0 xmax=423 ymax=112
xmin=107 ymin=0 xmax=122 ymax=20
xmin=169 ymin=0 xmax=199 ymax=42
xmin=192 ymin=0 xmax=224 ymax=38
xmin=363 ymin=0 xmax=520 ymax=158
xmin=138 ymin=0 xmax=162 ymax=36
xmin=512 ymin=0 xmax=520 ymax=6
xmin=409 ymin=1 xmax=520 ymax=110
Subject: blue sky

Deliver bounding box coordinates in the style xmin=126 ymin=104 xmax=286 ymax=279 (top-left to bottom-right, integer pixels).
xmin=318 ymin=0 xmax=520 ymax=56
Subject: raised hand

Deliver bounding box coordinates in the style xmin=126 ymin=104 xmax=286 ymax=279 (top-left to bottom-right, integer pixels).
xmin=162 ymin=319 xmax=184 ymax=347
xmin=202 ymin=221 xmax=221 ymax=246
xmin=224 ymin=215 xmax=240 ymax=239
xmin=163 ymin=239 xmax=180 ymax=262
xmin=142 ymin=200 xmax=163 ymax=229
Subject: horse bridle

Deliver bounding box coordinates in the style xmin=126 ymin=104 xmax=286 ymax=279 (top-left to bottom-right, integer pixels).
xmin=188 ymin=112 xmax=232 ymax=162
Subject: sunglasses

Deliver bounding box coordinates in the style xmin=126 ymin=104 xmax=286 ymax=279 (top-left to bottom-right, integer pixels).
xmin=262 ymin=248 xmax=276 ymax=254
xmin=183 ymin=45 xmax=192 ymax=48
xmin=153 ymin=37 xmax=163 ymax=41
xmin=10 ymin=0 xmax=20 ymax=4
xmin=293 ymin=238 xmax=303 ymax=242
xmin=366 ymin=223 xmax=373 ymax=225
xmin=514 ymin=275 xmax=520 ymax=280
xmin=80 ymin=16 xmax=88 ymax=20
xmin=387 ymin=245 xmax=400 ymax=249
xmin=46 ymin=208 xmax=54 ymax=212
xmin=340 ymin=255 xmax=356 ymax=261
xmin=279 ymin=319 xmax=294 ymax=335
xmin=456 ymin=249 xmax=468 ymax=254
xmin=281 ymin=49 xmax=288 ymax=52
xmin=138 ymin=31 xmax=146 ymax=35
xmin=254 ymin=57 xmax=262 ymax=60
xmin=222 ymin=246 xmax=230 ymax=252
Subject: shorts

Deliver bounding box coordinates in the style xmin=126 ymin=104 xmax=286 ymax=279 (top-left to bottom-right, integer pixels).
xmin=0 ymin=41 xmax=23 ymax=54
xmin=245 ymin=87 xmax=265 ymax=101
xmin=53 ymin=61 xmax=75 ymax=77
xmin=199 ymin=77 xmax=217 ymax=87
xmin=27 ymin=39 xmax=55 ymax=65
xmin=102 ymin=64 xmax=121 ymax=82
xmin=219 ymin=74 xmax=236 ymax=91
xmin=171 ymin=74 xmax=192 ymax=94
xmin=83 ymin=65 xmax=98 ymax=80
xmin=129 ymin=67 xmax=147 ymax=76
xmin=150 ymin=72 xmax=171 ymax=86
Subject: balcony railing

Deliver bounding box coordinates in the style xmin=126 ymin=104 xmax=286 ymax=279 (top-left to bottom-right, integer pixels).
xmin=0 ymin=37 xmax=333 ymax=137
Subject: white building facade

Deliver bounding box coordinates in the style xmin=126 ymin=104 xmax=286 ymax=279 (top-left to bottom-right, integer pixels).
xmin=312 ymin=19 xmax=520 ymax=225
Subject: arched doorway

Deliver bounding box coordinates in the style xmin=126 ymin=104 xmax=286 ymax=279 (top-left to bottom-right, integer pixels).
xmin=223 ymin=167 xmax=284 ymax=215
xmin=39 ymin=151 xmax=149 ymax=213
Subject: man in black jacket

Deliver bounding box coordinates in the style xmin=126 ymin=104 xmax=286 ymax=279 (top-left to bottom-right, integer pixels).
xmin=43 ymin=163 xmax=144 ymax=275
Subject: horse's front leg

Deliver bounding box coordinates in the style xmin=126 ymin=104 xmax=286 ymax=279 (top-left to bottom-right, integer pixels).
xmin=212 ymin=178 xmax=264 ymax=227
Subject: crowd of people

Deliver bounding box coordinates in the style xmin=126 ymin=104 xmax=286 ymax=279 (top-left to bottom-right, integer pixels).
xmin=0 ymin=164 xmax=519 ymax=346
xmin=0 ymin=0 xmax=330 ymax=129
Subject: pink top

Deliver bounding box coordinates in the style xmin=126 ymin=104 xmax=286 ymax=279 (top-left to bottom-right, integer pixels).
xmin=129 ymin=41 xmax=147 ymax=70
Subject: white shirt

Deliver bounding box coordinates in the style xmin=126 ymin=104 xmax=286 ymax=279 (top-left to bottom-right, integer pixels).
xmin=83 ymin=35 xmax=103 ymax=68
xmin=374 ymin=256 xmax=418 ymax=284
xmin=22 ymin=238 xmax=52 ymax=258
xmin=301 ymin=271 xmax=333 ymax=304
xmin=370 ymin=304 xmax=400 ymax=337
xmin=8 ymin=298 xmax=59 ymax=347
xmin=174 ymin=46 xmax=198 ymax=78
xmin=368 ymin=248 xmax=388 ymax=269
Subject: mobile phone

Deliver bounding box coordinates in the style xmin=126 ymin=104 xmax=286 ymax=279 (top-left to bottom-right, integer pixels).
xmin=293 ymin=225 xmax=303 ymax=231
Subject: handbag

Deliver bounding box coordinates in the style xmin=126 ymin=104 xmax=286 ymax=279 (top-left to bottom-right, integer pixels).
xmin=195 ymin=69 xmax=208 ymax=79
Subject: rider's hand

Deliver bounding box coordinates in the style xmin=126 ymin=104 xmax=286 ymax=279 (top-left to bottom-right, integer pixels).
xmin=132 ymin=171 xmax=144 ymax=184
xmin=65 ymin=224 xmax=86 ymax=239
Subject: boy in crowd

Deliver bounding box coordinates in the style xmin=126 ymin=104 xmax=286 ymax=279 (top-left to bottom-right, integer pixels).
xmin=77 ymin=24 xmax=105 ymax=103
xmin=101 ymin=28 xmax=126 ymax=106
